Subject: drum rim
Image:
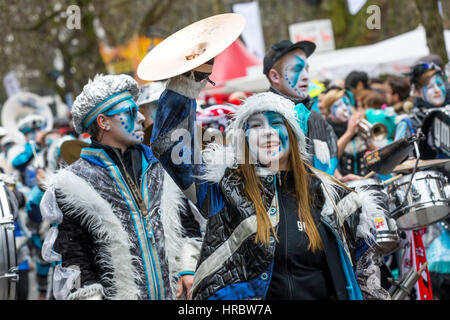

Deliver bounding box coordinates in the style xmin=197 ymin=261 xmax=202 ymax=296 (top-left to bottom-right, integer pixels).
xmin=394 ymin=205 xmax=450 ymax=230
xmin=390 ymin=199 xmax=450 ymax=218
xmin=393 ymin=170 xmax=446 ymax=186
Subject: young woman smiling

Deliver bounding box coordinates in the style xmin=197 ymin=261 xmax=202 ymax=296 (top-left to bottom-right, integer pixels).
xmin=151 ymin=71 xmax=390 ymax=300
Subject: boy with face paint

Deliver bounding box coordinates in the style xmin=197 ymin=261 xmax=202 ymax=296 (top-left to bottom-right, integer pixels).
xmin=40 ymin=74 xmax=201 ymax=300
xmin=263 ymin=40 xmax=342 ymax=179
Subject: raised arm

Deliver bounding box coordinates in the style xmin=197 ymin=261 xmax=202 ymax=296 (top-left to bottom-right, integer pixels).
xmin=150 ymin=75 xmax=223 ymax=216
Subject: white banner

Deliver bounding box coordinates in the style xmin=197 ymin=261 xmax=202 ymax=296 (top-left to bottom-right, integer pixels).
xmin=232 ymin=1 xmax=265 ymax=59
xmin=288 ymin=19 xmax=335 ymax=54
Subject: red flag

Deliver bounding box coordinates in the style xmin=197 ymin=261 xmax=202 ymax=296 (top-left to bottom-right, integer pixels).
xmin=400 ymin=229 xmax=433 ymax=300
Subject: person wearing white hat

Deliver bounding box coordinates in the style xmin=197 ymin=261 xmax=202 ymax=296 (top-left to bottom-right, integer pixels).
xmin=136 ymin=81 xmax=166 ymax=145
xmin=150 ymin=65 xmax=390 ymax=300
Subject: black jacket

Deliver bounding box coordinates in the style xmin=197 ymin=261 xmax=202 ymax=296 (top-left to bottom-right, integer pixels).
xmin=266 ymin=171 xmax=349 ymax=300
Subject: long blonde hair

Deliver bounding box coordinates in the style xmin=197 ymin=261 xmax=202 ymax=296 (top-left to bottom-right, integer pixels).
xmin=237 ymin=121 xmax=324 ymax=252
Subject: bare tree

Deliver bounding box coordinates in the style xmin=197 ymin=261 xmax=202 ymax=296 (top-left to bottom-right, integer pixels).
xmin=415 ymin=0 xmax=449 ymax=65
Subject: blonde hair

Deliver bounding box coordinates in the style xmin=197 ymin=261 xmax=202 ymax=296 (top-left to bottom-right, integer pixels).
xmin=322 ymin=89 xmax=345 ymax=113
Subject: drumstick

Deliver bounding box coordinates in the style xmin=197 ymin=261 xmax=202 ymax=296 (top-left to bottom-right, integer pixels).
xmin=418 ymin=261 xmax=428 ymax=274
xmin=382 ymin=174 xmax=403 ymax=185
xmin=363 ymin=171 xmax=376 ymax=179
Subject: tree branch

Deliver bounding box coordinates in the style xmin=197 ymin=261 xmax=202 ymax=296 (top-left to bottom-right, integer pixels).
xmin=14 ymin=8 xmax=65 ymax=32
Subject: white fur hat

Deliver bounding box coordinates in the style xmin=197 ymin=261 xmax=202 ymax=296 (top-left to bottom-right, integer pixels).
xmin=227 ymin=91 xmax=309 ymax=161
xmin=202 ymin=92 xmax=311 ymax=182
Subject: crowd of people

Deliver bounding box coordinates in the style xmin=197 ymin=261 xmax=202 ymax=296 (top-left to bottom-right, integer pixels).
xmin=0 ymin=34 xmax=449 ymax=301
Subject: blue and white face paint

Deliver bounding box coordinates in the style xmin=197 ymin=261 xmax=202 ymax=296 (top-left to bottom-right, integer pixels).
xmin=246 ymin=111 xmax=290 ymax=170
xmin=281 ymin=53 xmax=310 ymax=100
xmin=330 ymin=97 xmax=351 ymax=123
xmin=106 ymin=99 xmax=145 ymax=146
xmin=423 ymin=74 xmax=446 ymax=107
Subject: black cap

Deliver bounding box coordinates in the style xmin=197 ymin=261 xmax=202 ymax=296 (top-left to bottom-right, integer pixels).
xmin=408 ymin=61 xmax=442 ymax=87
xmin=263 ymin=40 xmax=316 ymax=77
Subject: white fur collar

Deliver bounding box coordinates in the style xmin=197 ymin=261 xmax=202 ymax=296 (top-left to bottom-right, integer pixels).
xmin=45 ymin=169 xmax=142 ymax=300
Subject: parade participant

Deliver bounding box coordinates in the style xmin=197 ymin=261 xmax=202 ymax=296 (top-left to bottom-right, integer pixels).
xmin=345 ymin=70 xmax=369 ymax=107
xmin=263 ymin=40 xmax=339 ymax=176
xmin=22 ymin=129 xmax=63 ymax=299
xmin=40 ymin=74 xmax=201 ymax=300
xmin=424 ymin=221 xmax=450 ymax=300
xmin=0 ymin=135 xmax=17 ymax=174
xmin=385 ymin=75 xmax=413 ymax=115
xmin=322 ymin=88 xmax=373 ymax=178
xmin=11 ymin=114 xmax=47 ymax=188
xmin=136 ymin=81 xmax=166 ymax=146
xmin=150 ymin=67 xmax=390 ymax=300
xmin=360 ymin=90 xmax=388 ymax=110
xmin=394 ymin=62 xmax=450 ymax=150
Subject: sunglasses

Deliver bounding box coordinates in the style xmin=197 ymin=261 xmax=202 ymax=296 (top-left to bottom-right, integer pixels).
xmin=104 ymin=100 xmax=139 ymax=120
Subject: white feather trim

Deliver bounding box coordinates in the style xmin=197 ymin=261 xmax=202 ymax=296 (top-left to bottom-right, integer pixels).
xmin=159 ymin=171 xmax=202 ymax=298
xmin=312 ymin=167 xmax=378 ymax=243
xmin=353 ymin=185 xmax=383 ymax=241
xmin=201 ymin=143 xmax=236 ymax=183
xmin=313 ymin=139 xmax=331 ymax=166
xmin=67 ymin=283 xmax=105 ymax=300
xmin=45 ymin=169 xmax=142 ymax=300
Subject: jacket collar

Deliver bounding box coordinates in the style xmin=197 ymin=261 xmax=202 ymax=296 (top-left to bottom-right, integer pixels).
xmin=269 ymin=86 xmax=313 ymax=109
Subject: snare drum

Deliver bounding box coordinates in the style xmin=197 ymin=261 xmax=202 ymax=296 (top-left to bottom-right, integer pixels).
xmin=388 ymin=170 xmax=450 ymax=230
xmin=345 ymin=179 xmax=400 ymax=256
xmin=0 ymin=182 xmax=18 ymax=300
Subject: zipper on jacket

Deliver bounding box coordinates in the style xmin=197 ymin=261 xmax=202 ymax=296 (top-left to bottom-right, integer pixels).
xmin=275 ymin=173 xmax=293 ymax=299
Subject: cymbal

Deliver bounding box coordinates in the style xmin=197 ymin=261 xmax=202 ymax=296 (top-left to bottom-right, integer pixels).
xmin=392 ymin=158 xmax=450 ymax=173
xmin=60 ymin=140 xmax=89 ymax=165
xmin=137 ymin=13 xmax=245 ymax=81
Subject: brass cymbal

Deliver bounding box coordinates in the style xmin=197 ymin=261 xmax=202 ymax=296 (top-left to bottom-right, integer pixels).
xmin=392 ymin=158 xmax=450 ymax=173
xmin=137 ymin=13 xmax=245 ymax=81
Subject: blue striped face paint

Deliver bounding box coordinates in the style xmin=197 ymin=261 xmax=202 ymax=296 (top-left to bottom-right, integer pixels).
xmin=330 ymin=98 xmax=351 ymax=123
xmin=281 ymin=54 xmax=309 ymax=100
xmin=423 ymin=74 xmax=446 ymax=107
xmin=107 ymin=99 xmax=145 ymax=146
xmin=246 ymin=111 xmax=290 ymax=170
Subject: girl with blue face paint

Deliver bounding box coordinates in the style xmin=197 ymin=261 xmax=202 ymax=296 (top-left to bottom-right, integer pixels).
xmin=246 ymin=111 xmax=290 ymax=171
xmin=422 ymin=74 xmax=447 ymax=107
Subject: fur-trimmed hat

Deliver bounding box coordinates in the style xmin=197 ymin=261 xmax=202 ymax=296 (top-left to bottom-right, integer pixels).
xmin=227 ymin=91 xmax=309 ymax=160
xmin=71 ymin=74 xmax=139 ymax=134
xmin=202 ymin=92 xmax=310 ymax=182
